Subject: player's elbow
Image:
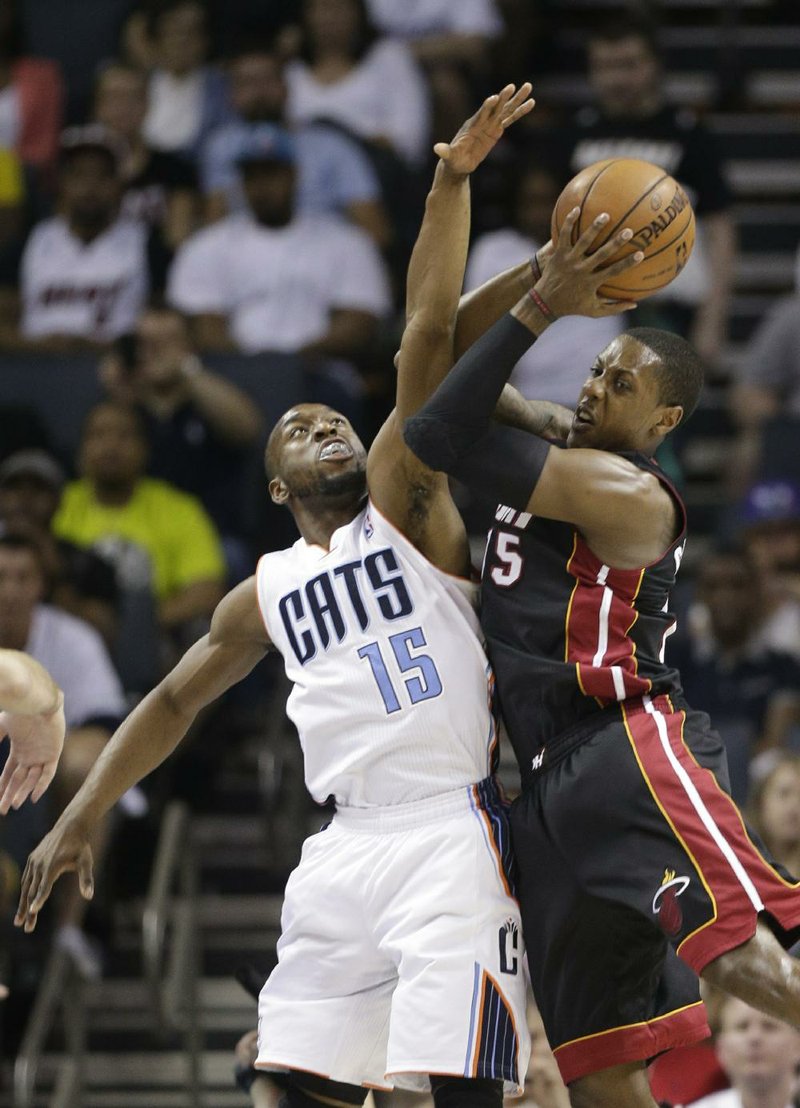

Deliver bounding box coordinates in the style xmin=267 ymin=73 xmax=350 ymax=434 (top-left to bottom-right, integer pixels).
xmin=402 ymin=412 xmax=458 ymax=473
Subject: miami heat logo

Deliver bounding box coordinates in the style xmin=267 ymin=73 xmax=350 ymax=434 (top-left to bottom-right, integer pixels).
xmin=652 ymin=867 xmax=690 ymax=937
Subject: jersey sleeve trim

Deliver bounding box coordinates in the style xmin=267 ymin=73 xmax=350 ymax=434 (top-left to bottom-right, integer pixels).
xmin=254 ymin=553 xmax=274 ymax=640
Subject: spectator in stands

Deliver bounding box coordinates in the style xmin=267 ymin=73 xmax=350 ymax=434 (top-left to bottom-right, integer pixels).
xmin=736 ymin=479 xmax=800 ymax=661
xmin=363 ymin=0 xmax=503 ymax=144
xmin=749 ymin=753 xmax=800 ymax=881
xmin=562 ymin=13 xmax=736 ymax=366
xmin=284 ymin=0 xmax=430 ymax=168
xmin=53 ymin=401 xmax=225 ymax=646
xmin=670 ymin=545 xmax=800 ymax=804
xmin=0 ymin=0 xmax=63 ymax=172
xmin=0 ymin=534 xmax=125 ymax=979
xmin=0 ymin=125 xmax=168 ymax=351
xmin=464 ymin=158 xmax=623 ymax=405
xmin=202 ymin=43 xmax=389 ymax=247
xmin=168 ymin=127 xmax=391 ymax=366
xmin=730 ymin=293 xmax=800 ymax=492
xmin=0 ymin=449 xmax=119 ymax=647
xmin=93 ymin=61 xmax=198 ymax=250
xmin=688 ymin=994 xmax=800 ymax=1108
xmin=140 ymin=0 xmax=231 ymax=161
xmin=99 ymin=305 xmax=262 ymax=552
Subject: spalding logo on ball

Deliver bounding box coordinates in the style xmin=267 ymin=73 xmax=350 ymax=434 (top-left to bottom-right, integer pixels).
xmin=551 ymin=157 xmax=696 ymax=301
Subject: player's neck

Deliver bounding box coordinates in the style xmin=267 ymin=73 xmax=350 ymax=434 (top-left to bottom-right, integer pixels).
xmin=293 ymin=494 xmax=365 ymax=551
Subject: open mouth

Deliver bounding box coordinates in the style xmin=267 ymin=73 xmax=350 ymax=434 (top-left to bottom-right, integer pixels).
xmin=318 ymin=439 xmax=353 ymax=461
xmin=574 ymin=408 xmax=595 ymax=427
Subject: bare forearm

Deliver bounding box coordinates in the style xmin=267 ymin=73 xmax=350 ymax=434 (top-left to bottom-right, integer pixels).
xmin=405 ymin=160 xmax=470 ymax=325
xmin=0 ymin=651 xmax=62 ymax=716
xmin=184 ymin=364 xmax=263 ymax=445
xmin=57 ymin=686 xmax=194 ymax=831
xmin=495 ymin=385 xmax=573 ymax=439
xmin=454 ymin=261 xmax=531 ymax=358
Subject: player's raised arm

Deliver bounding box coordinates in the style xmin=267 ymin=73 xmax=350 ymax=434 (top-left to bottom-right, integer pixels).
xmin=14 ymin=577 xmax=270 ymax=933
xmin=402 ymin=209 xmax=688 ymax=565
xmin=367 ymin=84 xmax=533 ymax=566
xmin=0 ymin=651 xmax=65 ymax=814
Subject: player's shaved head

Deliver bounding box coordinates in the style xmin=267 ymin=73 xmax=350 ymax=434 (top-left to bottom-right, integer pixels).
xmin=627 ymin=327 xmax=705 ymax=423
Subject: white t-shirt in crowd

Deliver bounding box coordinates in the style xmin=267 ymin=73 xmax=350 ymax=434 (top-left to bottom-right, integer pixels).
xmin=144 ymin=69 xmax=204 ymax=152
xmin=366 ymin=0 xmax=502 ymax=39
xmin=689 ymin=1090 xmax=793 ymax=1108
xmin=286 ymin=39 xmax=430 ymax=166
xmin=167 ymin=212 xmax=391 ymax=354
xmin=26 ymin=604 xmax=126 ymax=730
xmin=21 ymin=216 xmax=149 ymax=342
xmin=465 ymin=227 xmax=624 ymax=407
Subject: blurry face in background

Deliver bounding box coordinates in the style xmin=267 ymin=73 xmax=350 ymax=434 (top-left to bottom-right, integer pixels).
xmin=304 ymin=0 xmax=362 ymax=55
xmin=717 ymin=997 xmax=800 ymax=1092
xmin=134 ymin=310 xmax=192 ymax=388
xmin=0 ymin=546 xmax=44 ymax=635
xmin=698 ymin=553 xmax=760 ymax=647
xmin=241 ymin=162 xmax=295 ymax=227
xmin=743 ymin=520 xmax=800 ymax=577
xmin=95 ymin=67 xmax=148 ymax=142
xmin=154 ymin=2 xmax=207 ymax=75
xmin=587 ymin=34 xmax=661 ymax=117
xmin=80 ymin=405 xmax=147 ymax=490
xmin=757 ymin=762 xmax=800 ymax=852
xmin=60 ymin=149 xmax=121 ymax=234
xmin=230 ymin=53 xmax=286 ymax=123
xmin=514 ymin=168 xmax=560 ymax=244
xmin=0 ymin=477 xmax=59 ymax=534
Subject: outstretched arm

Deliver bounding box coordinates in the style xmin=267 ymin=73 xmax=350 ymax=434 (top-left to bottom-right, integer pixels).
xmin=14 ymin=577 xmax=270 ymax=932
xmin=0 ymin=651 xmax=65 ymax=813
xmin=367 ymin=83 xmax=533 ymax=573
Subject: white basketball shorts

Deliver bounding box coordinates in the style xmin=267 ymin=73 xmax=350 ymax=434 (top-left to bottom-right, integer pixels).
xmin=255 ymin=777 xmax=530 ymax=1095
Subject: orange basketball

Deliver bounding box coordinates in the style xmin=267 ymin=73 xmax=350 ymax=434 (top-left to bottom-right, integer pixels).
xmin=550 ymin=158 xmax=695 ymax=301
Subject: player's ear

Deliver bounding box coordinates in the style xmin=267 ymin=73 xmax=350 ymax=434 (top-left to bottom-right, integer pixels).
xmin=655 ymin=404 xmax=683 ymax=436
xmin=269 ymin=475 xmax=289 ymax=505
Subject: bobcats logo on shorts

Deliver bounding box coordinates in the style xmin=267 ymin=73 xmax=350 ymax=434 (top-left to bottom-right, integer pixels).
xmin=499 ymin=918 xmax=519 ymax=974
xmin=652 ymin=867 xmax=690 ymax=937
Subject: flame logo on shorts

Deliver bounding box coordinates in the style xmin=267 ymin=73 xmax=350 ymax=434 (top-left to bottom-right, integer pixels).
xmin=651 ymin=867 xmax=690 ymax=937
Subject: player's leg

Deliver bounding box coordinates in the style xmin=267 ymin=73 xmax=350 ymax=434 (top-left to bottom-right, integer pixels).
xmin=701 ymin=919 xmax=800 ymax=1027
xmin=568 ymin=1062 xmax=657 ymax=1108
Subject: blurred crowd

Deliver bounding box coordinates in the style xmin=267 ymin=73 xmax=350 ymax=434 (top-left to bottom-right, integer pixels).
xmin=0 ymin=0 xmax=798 ymax=1102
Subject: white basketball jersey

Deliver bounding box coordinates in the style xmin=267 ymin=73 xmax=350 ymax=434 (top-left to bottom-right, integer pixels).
xmin=255 ymin=500 xmax=496 ymax=807
xmin=21 ymin=216 xmax=149 ymax=342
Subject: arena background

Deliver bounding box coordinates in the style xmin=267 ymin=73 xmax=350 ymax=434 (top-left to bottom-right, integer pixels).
xmin=0 ymin=0 xmax=799 ymax=1104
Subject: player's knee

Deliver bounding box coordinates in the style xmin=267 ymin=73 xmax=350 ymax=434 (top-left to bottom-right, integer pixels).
xmin=430 ymin=1075 xmax=503 ymax=1108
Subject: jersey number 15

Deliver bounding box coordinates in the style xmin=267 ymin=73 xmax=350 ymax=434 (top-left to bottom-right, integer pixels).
xmin=358 ymin=626 xmax=442 ymax=714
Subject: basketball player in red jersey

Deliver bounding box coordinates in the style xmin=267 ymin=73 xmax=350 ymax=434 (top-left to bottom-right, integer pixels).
xmin=404 ymin=213 xmax=800 ymax=1108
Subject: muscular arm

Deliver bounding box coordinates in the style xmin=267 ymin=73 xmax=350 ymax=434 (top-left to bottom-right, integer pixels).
xmin=15 ymin=577 xmax=270 ymax=930
xmin=367 ymin=85 xmax=533 ymax=573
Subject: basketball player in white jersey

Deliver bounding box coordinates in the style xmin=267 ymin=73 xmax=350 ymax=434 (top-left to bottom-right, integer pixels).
xmin=14 ymin=85 xmax=558 ymax=1106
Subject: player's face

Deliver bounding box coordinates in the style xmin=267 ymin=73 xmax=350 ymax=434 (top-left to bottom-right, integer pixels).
xmin=759 ymin=764 xmax=800 ymax=849
xmin=230 ymin=54 xmax=286 ymax=121
xmin=588 ymin=35 xmax=661 ymax=116
xmin=567 ymin=335 xmax=667 ymax=452
xmin=717 ymin=998 xmax=800 ymax=1088
xmin=60 ymin=150 xmax=120 ymax=230
xmin=269 ymin=405 xmax=367 ymax=503
xmin=0 ymin=548 xmax=44 ymax=627
xmin=241 ymin=162 xmax=295 ymax=227
xmin=95 ymin=68 xmax=147 ymax=139
xmin=80 ymin=406 xmax=147 ymax=487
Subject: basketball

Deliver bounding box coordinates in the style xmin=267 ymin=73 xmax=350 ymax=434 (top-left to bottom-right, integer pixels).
xmin=550 ymin=158 xmax=696 ymax=301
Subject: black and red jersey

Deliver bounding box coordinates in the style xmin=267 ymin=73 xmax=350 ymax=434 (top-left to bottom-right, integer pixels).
xmin=481 ymin=450 xmax=686 ymax=782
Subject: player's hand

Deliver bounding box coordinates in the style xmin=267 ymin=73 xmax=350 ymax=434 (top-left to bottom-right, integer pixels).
xmin=14 ymin=818 xmax=94 ymax=933
xmin=434 ymin=82 xmax=534 ymax=176
xmin=0 ymin=693 xmax=66 ymax=814
xmin=534 ymin=207 xmax=643 ymax=318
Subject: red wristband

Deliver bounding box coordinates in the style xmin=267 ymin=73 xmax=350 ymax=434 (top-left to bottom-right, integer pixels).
xmin=528 ymin=286 xmax=555 ymax=321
